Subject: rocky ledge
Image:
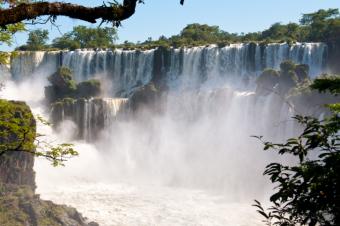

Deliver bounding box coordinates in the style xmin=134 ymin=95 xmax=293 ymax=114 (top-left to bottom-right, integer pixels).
xmin=0 ymin=100 xmax=98 ymax=226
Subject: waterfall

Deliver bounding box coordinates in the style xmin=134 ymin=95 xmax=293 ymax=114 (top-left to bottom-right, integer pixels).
xmin=61 ymin=49 xmax=155 ymax=95
xmin=4 ymin=42 xmax=331 ymax=226
xmin=51 ymin=98 xmax=128 ymax=141
xmin=10 ymin=43 xmax=327 ymax=95
xmin=10 ymin=51 xmax=60 ymax=80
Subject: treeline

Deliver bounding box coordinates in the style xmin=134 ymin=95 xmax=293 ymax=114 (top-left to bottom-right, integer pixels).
xmin=17 ymin=26 xmax=117 ymax=51
xmin=139 ymin=8 xmax=340 ymax=48
xmin=17 ymin=8 xmax=340 ymax=51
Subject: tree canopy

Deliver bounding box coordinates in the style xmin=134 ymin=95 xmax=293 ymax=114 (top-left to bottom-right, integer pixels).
xmin=114 ymin=8 xmax=340 ymax=49
xmin=17 ymin=29 xmax=49 ymax=50
xmin=52 ymin=26 xmax=117 ymax=49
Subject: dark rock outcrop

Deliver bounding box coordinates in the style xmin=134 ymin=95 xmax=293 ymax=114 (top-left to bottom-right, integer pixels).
xmin=51 ymin=97 xmax=128 ymax=140
xmin=0 ymin=100 xmax=36 ymax=190
xmin=129 ymin=82 xmax=166 ymax=114
xmin=45 ymin=67 xmax=101 ymax=103
xmin=0 ymin=100 xmax=98 ymax=226
xmin=0 ymin=184 xmax=99 ymax=226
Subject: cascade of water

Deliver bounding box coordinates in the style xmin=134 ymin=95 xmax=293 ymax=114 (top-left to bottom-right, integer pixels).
xmin=10 ymin=43 xmax=327 ymax=96
xmin=51 ymin=98 xmax=128 ymax=141
xmin=11 ymin=51 xmax=60 ymax=80
xmin=61 ymin=49 xmax=155 ymax=96
xmin=5 ymin=43 xmax=328 ymax=226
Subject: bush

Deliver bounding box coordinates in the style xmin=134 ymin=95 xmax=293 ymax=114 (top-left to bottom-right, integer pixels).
xmin=280 ymin=60 xmax=296 ymax=73
xmin=256 ymin=69 xmax=280 ymax=95
xmin=45 ymin=67 xmax=102 ymax=102
xmin=254 ymin=114 xmax=340 ymax=226
xmin=295 ymin=64 xmax=309 ymax=82
xmin=76 ymin=79 xmax=101 ymax=98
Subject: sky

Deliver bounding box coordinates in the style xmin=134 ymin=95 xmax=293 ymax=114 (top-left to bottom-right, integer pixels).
xmin=2 ymin=0 xmax=340 ymax=51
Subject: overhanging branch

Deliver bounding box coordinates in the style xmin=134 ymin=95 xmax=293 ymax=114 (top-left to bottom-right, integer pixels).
xmin=0 ymin=1 xmax=138 ymax=27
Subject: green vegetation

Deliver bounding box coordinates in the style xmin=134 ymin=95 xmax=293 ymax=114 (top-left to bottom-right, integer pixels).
xmin=0 ymin=24 xmax=25 ymax=63
xmin=0 ymin=100 xmax=36 ymax=154
xmin=310 ymin=74 xmax=340 ymax=95
xmin=18 ymin=29 xmax=49 ymax=51
xmin=0 ymin=183 xmax=95 ymax=226
xmin=256 ymin=69 xmax=280 ymax=95
xmin=115 ymin=8 xmax=339 ymax=50
xmin=256 ymin=60 xmax=310 ymax=96
xmin=15 ymin=26 xmax=117 ymax=51
xmin=52 ymin=25 xmax=117 ymax=49
xmin=76 ymin=79 xmax=101 ymax=98
xmin=300 ymin=8 xmax=340 ymax=43
xmin=0 ymin=1 xmax=28 ymax=63
xmin=254 ymin=70 xmax=340 ymax=226
xmin=0 ymin=100 xmax=78 ymax=166
xmin=45 ymin=67 xmax=102 ymax=103
xmin=8 ymin=8 xmax=340 ymax=52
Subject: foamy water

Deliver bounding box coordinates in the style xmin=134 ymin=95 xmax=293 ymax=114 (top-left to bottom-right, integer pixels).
xmin=36 ymin=182 xmax=263 ymax=226
xmin=3 ymin=76 xmax=276 ymax=226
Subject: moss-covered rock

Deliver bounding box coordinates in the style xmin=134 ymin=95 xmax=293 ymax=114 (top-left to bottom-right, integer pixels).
xmin=0 ymin=100 xmax=98 ymax=226
xmin=45 ymin=67 xmax=102 ymax=103
xmin=278 ymin=64 xmax=299 ymax=95
xmin=256 ymin=61 xmax=314 ymax=96
xmin=50 ymin=97 xmax=128 ymax=140
xmin=295 ymin=64 xmax=309 ymax=82
xmin=76 ymin=79 xmax=101 ymax=99
xmin=256 ymin=69 xmax=280 ymax=95
xmin=0 ymin=184 xmax=98 ymax=226
xmin=129 ymin=82 xmax=163 ymax=113
xmin=45 ymin=67 xmax=77 ymax=102
xmin=0 ymin=100 xmax=36 ymax=190
xmin=280 ymin=60 xmax=296 ymax=73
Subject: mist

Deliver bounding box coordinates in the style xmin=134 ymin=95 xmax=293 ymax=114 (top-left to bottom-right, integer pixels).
xmin=3 ymin=44 xmax=321 ymax=225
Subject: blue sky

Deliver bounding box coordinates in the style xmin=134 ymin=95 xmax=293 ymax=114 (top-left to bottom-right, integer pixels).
xmin=2 ymin=0 xmax=340 ymax=51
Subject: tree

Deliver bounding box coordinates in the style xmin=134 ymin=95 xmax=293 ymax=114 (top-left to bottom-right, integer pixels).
xmin=45 ymin=67 xmax=101 ymax=102
xmin=180 ymin=23 xmax=222 ymax=42
xmin=254 ymin=77 xmax=340 ymax=226
xmin=20 ymin=29 xmax=49 ymax=50
xmin=50 ymin=33 xmax=80 ymax=50
xmin=300 ymin=9 xmax=340 ymax=41
xmin=0 ymin=23 xmax=25 ymax=63
xmin=0 ymin=99 xmax=78 ymax=166
xmin=52 ymin=25 xmax=117 ymax=49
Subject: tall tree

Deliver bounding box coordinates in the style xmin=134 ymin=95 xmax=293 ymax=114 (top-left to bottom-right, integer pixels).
xmin=52 ymin=26 xmax=117 ymax=49
xmin=300 ymin=8 xmax=340 ymax=41
xmin=25 ymin=29 xmax=49 ymax=50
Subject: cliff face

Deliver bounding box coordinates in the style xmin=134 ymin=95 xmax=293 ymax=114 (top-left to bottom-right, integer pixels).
xmin=0 ymin=100 xmax=36 ymax=190
xmin=0 ymin=152 xmax=35 ymax=189
xmin=51 ymin=98 xmax=128 ymax=141
xmin=0 ymin=100 xmax=98 ymax=226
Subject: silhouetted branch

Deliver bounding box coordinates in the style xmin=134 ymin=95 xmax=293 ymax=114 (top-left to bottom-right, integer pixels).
xmin=0 ymin=1 xmax=138 ymax=27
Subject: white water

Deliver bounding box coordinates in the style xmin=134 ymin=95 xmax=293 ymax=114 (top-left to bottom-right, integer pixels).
xmin=3 ymin=44 xmax=324 ymax=225
xmin=2 ymin=77 xmax=290 ymax=226
xmin=10 ymin=43 xmax=326 ymax=92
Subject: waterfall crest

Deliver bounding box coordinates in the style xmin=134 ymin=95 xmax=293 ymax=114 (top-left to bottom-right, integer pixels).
xmin=11 ymin=43 xmax=327 ymax=95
